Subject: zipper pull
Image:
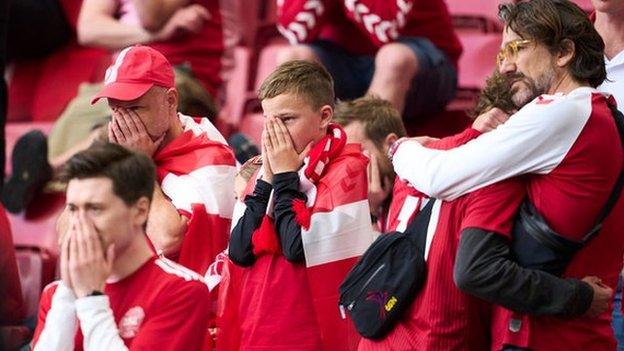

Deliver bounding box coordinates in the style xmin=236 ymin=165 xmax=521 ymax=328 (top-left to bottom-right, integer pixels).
xmin=339 ymin=305 xmax=346 ymax=319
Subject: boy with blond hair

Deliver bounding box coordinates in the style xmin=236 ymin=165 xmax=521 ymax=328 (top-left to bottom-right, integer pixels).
xmin=227 ymin=60 xmax=373 ymax=351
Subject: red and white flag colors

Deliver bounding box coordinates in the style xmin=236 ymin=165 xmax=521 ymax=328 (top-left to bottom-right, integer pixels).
xmin=154 ymin=113 xmax=236 ymax=275
xmin=229 ymin=124 xmax=374 ymax=350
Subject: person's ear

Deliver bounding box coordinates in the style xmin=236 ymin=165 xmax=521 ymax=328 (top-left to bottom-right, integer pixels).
xmin=383 ymin=133 xmax=399 ymax=152
xmin=132 ymin=197 xmax=151 ymax=228
xmin=556 ymin=39 xmax=575 ymax=68
xmin=166 ymin=88 xmax=179 ymax=114
xmin=319 ymin=105 xmax=333 ymax=129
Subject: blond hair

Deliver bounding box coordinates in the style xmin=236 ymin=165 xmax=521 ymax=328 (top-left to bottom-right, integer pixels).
xmin=258 ymin=60 xmax=335 ymax=109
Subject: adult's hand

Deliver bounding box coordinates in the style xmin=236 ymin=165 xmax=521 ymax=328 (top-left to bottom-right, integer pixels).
xmin=582 ymin=276 xmax=613 ymax=318
xmin=472 ymin=108 xmax=510 ymax=133
xmin=367 ymin=153 xmax=392 ymax=213
xmin=109 ymin=108 xmax=165 ymax=156
xmin=69 ymin=213 xmax=114 ymax=298
xmin=153 ymin=4 xmax=210 ymax=41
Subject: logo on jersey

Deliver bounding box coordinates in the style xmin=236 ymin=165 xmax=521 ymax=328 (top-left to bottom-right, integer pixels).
xmin=119 ymin=306 xmax=145 ymax=338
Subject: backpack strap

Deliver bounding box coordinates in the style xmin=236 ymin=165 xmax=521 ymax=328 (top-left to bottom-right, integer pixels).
xmin=582 ymin=101 xmax=624 ymax=243
xmin=403 ymin=199 xmax=436 ymax=258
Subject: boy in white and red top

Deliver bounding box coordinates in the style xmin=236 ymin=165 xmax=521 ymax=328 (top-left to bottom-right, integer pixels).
xmin=227 ymin=60 xmax=374 ymax=351
xmin=277 ymin=0 xmax=461 ymax=118
xmin=78 ymin=0 xmax=238 ymax=97
xmin=393 ymin=1 xmax=623 ymax=350
xmin=32 ymin=143 xmax=211 ymax=351
xmin=91 ymin=45 xmax=236 ymax=276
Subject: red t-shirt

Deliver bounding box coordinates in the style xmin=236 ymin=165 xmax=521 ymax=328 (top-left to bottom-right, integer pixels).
xmin=32 ymin=256 xmax=211 ymax=350
xmin=359 ymin=179 xmax=525 ymax=351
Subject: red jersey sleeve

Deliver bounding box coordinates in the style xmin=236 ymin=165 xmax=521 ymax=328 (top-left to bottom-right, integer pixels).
xmin=277 ymin=0 xmax=331 ymax=44
xmin=129 ymin=280 xmax=211 ymax=350
xmin=427 ymin=128 xmax=482 ymax=150
xmin=460 ymin=179 xmax=526 ymax=239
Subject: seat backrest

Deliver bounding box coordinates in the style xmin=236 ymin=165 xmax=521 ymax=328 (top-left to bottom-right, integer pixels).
xmin=14 ymin=249 xmax=44 ymax=318
xmin=253 ymin=40 xmax=288 ymax=91
xmin=445 ymin=0 xmax=504 ymax=32
xmin=457 ymin=31 xmax=502 ymax=91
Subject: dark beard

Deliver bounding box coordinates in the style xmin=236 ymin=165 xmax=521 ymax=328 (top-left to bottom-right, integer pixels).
xmin=471 ymin=70 xmax=542 ymax=117
xmin=506 ymin=72 xmax=544 ymax=108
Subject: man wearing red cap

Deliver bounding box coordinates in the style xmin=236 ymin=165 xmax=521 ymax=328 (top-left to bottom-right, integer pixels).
xmin=91 ymin=45 xmax=236 ymax=276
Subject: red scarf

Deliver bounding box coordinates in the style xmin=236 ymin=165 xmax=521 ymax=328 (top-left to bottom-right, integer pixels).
xmin=248 ymin=123 xmax=347 ymax=256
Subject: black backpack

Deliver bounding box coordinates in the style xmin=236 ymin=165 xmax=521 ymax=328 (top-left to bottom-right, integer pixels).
xmin=338 ymin=199 xmax=435 ymax=339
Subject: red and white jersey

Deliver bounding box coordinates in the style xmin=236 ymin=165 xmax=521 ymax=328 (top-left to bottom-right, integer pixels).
xmin=154 ymin=113 xmax=236 ymax=275
xmin=360 ymin=180 xmax=525 ymax=351
xmin=32 ymin=256 xmax=211 ymax=351
xmin=230 ymin=141 xmax=373 ymax=351
xmin=394 ymin=87 xmax=624 ymax=350
xmin=386 ymin=128 xmax=482 ymax=232
xmin=277 ymin=0 xmax=462 ymax=64
xmin=117 ymin=0 xmax=239 ymax=95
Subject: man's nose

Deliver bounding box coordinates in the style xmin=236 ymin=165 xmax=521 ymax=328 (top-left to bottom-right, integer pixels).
xmin=498 ymin=60 xmax=517 ymax=75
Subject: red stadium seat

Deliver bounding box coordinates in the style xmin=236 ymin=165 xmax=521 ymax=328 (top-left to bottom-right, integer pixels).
xmin=220 ymin=46 xmax=252 ymax=125
xmin=15 ymin=246 xmax=57 ymax=319
xmin=253 ymin=39 xmax=288 ymax=91
xmin=456 ymin=31 xmax=502 ymax=92
xmin=5 ymin=122 xmax=63 ymax=308
xmin=445 ymin=0 xmax=504 ymax=32
xmin=7 ymin=43 xmax=110 ymax=122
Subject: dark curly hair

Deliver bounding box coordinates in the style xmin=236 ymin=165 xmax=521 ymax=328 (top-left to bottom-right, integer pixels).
xmin=499 ymin=0 xmax=606 ymax=88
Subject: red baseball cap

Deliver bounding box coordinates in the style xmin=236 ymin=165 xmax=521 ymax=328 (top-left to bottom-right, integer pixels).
xmin=91 ymin=45 xmax=175 ymax=104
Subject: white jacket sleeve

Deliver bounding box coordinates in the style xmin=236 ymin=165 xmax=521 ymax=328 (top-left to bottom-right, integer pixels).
xmin=393 ymin=92 xmax=594 ymax=200
xmin=33 ymin=283 xmax=78 ymax=351
xmin=75 ymin=295 xmax=129 ymax=351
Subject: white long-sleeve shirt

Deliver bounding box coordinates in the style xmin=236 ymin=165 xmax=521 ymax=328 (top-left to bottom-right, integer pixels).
xmin=393 ymin=87 xmax=600 ymax=201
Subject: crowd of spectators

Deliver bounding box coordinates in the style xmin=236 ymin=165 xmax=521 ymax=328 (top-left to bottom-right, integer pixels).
xmin=1 ymin=0 xmax=623 ymax=350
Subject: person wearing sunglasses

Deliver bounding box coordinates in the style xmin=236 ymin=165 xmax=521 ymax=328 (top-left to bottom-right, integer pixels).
xmin=389 ymin=0 xmax=623 ymax=350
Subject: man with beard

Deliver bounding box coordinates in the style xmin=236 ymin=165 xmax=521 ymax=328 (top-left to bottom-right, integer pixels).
xmin=333 ymin=92 xmax=512 ymax=234
xmin=390 ymin=0 xmax=624 ymax=350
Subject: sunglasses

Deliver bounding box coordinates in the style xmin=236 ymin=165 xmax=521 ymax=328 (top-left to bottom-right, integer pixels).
xmin=496 ymin=39 xmax=533 ymax=66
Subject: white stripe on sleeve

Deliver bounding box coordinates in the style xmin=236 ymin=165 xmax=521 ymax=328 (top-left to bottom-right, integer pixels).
xmin=33 ymin=282 xmax=78 ymax=351
xmin=75 ymin=295 xmax=129 ymax=351
xmin=393 ymin=88 xmax=595 ymax=200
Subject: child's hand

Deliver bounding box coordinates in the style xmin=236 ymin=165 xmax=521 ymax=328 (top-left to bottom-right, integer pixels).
xmin=261 ymin=131 xmax=274 ymax=183
xmin=264 ymin=117 xmax=311 ymax=174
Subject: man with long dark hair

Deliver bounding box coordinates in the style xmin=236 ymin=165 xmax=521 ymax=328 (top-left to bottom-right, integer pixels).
xmin=388 ymin=0 xmax=623 ymax=350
